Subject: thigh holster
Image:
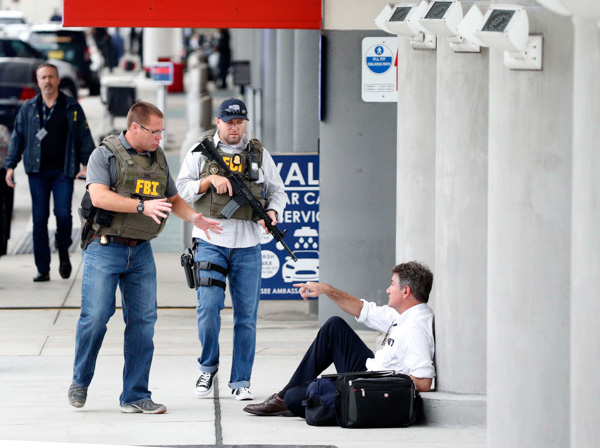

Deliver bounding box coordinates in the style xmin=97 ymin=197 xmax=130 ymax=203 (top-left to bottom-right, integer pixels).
xmin=194 ymin=261 xmax=227 ymax=290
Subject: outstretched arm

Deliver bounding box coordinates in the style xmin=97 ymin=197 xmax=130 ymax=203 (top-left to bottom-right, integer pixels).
xmin=293 ymin=282 xmax=364 ymax=317
xmin=168 ymin=194 xmax=223 ymax=239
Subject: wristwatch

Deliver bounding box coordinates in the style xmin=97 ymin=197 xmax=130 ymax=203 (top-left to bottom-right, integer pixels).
xmin=136 ymin=198 xmax=144 ymax=214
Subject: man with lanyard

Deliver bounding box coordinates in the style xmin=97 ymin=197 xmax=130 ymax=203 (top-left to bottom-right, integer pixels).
xmin=67 ymin=101 xmax=222 ymax=414
xmin=177 ymin=98 xmax=287 ymax=401
xmin=4 ymin=63 xmax=94 ymax=282
xmin=243 ymin=261 xmax=435 ymax=418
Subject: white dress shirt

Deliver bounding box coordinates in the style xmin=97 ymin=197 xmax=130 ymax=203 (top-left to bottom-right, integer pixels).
xmin=356 ymin=301 xmax=436 ymax=379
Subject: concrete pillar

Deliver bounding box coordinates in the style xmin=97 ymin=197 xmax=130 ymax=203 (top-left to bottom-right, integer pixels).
xmin=487 ymin=9 xmax=573 ymax=448
xmin=232 ymin=28 xmax=254 ymax=62
xmin=292 ymin=30 xmax=320 ymax=152
xmin=143 ymin=28 xmax=183 ymax=67
xmin=252 ymin=29 xmax=264 ymax=89
xmin=395 ymin=39 xmax=437 ymax=272
xmin=434 ymin=16 xmax=488 ymax=396
xmin=570 ymin=16 xmax=600 ymax=448
xmin=275 ymin=29 xmax=294 ymax=152
xmin=262 ymin=29 xmax=277 ymax=149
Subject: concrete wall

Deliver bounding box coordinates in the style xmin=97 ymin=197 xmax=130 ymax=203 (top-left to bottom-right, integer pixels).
xmin=318 ymin=29 xmax=397 ymax=327
xmin=275 ymin=30 xmax=295 ymax=152
xmin=292 ymin=30 xmax=320 ymax=153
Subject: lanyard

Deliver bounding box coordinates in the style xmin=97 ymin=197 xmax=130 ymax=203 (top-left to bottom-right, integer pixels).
xmin=42 ymin=102 xmax=56 ymax=127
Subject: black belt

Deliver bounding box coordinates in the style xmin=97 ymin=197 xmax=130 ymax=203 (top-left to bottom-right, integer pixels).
xmin=92 ymin=234 xmax=144 ymax=247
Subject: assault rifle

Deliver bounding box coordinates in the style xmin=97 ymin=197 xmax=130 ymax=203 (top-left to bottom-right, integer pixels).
xmin=192 ymin=138 xmax=297 ymax=262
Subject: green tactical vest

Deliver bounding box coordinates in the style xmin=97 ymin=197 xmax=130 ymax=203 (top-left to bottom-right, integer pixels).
xmin=92 ymin=135 xmax=169 ymax=240
xmin=193 ymin=137 xmax=266 ymax=221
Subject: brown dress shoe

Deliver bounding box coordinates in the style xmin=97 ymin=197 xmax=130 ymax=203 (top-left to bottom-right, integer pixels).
xmin=243 ymin=393 xmax=293 ymax=416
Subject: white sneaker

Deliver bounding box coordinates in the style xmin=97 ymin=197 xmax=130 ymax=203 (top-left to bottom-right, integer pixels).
xmin=232 ymin=387 xmax=254 ymax=401
xmin=195 ymin=370 xmax=217 ymax=398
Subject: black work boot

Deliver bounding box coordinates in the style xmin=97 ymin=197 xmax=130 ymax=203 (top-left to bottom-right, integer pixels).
xmin=59 ymin=250 xmax=72 ymax=279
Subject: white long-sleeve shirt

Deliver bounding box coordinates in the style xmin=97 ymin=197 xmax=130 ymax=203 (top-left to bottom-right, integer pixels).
xmin=176 ymin=132 xmax=287 ymax=248
xmin=356 ymin=301 xmax=436 ymax=379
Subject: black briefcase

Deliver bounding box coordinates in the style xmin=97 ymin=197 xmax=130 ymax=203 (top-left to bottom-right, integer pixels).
xmin=335 ymin=371 xmax=418 ymax=428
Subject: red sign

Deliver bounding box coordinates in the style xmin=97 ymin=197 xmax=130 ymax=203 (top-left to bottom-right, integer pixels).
xmin=63 ymin=0 xmax=322 ymax=29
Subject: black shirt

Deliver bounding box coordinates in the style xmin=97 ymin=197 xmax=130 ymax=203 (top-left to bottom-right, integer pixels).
xmin=37 ymin=93 xmax=68 ymax=171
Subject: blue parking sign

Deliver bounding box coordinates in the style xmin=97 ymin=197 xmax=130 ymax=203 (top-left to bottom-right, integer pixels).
xmin=260 ymin=154 xmax=319 ymax=300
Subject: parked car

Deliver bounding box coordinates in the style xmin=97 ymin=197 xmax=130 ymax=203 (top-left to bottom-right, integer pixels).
xmin=0 ymin=37 xmax=79 ymax=98
xmin=22 ymin=24 xmax=103 ymax=95
xmin=0 ymin=57 xmax=40 ymax=131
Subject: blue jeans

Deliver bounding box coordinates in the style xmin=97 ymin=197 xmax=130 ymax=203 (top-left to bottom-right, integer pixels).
xmin=28 ymin=169 xmax=74 ymax=273
xmin=194 ymin=238 xmax=261 ymax=389
xmin=72 ymin=239 xmax=158 ymax=405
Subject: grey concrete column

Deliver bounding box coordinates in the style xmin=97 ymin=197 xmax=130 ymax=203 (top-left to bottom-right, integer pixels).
xmin=319 ymin=30 xmax=397 ymax=328
xmin=292 ymin=30 xmax=320 ymax=153
xmin=395 ymin=39 xmax=436 ymax=272
xmin=252 ymin=29 xmax=264 ymax=89
xmin=487 ymin=10 xmax=573 ymax=448
xmin=143 ymin=28 xmax=183 ymax=66
xmin=275 ymin=29 xmax=294 ymax=152
xmin=434 ymin=30 xmax=488 ymax=395
xmin=570 ymin=16 xmax=600 ymax=448
xmin=262 ymin=29 xmax=277 ymax=149
xmin=232 ymin=29 xmax=254 ymax=62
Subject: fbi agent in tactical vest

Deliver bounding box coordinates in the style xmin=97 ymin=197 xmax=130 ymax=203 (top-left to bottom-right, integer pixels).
xmin=69 ymin=101 xmax=222 ymax=415
xmin=176 ymin=98 xmax=287 ymax=402
xmin=193 ymin=135 xmax=265 ymax=221
xmin=81 ymin=133 xmax=170 ymax=244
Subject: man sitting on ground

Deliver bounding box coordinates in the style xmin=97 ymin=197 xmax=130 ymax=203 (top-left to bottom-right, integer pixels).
xmin=243 ymin=261 xmax=435 ymax=418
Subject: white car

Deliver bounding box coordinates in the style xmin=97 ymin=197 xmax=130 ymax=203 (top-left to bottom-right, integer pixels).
xmin=0 ymin=10 xmax=25 ymax=30
xmin=282 ymin=250 xmax=319 ymax=283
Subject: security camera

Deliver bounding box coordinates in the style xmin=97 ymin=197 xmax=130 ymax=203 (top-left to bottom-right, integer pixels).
xmin=384 ymin=2 xmax=437 ymax=50
xmin=474 ymin=4 xmax=543 ymax=70
xmin=450 ymin=4 xmax=485 ymax=53
xmin=473 ymin=5 xmax=529 ymax=52
xmin=375 ymin=3 xmax=397 ymax=34
xmin=418 ymin=1 xmax=464 ymax=37
xmin=384 ymin=2 xmax=429 ymax=37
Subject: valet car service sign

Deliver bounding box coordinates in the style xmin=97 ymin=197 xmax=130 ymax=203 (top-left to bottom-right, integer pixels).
xmin=260 ymin=154 xmax=319 ymax=300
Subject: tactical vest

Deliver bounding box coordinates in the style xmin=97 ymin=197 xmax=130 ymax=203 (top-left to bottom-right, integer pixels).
xmin=193 ymin=137 xmax=266 ymax=221
xmin=92 ymin=135 xmax=169 ymax=240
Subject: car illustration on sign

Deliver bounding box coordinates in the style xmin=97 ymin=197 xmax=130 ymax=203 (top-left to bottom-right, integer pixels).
xmin=282 ymin=250 xmax=319 ymax=283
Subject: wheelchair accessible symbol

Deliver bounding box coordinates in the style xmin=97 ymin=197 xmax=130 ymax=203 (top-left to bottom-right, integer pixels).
xmin=366 ymin=45 xmax=393 ymax=75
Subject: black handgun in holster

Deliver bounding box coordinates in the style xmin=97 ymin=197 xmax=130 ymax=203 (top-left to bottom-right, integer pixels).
xmin=181 ymin=240 xmax=228 ymax=290
xmin=180 ymin=247 xmax=196 ymax=289
xmin=79 ymin=191 xmax=96 ymax=250
xmin=79 ymin=190 xmax=115 ymax=250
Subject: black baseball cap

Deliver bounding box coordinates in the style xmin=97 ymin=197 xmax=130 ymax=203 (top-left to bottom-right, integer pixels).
xmin=216 ymin=98 xmax=249 ymax=122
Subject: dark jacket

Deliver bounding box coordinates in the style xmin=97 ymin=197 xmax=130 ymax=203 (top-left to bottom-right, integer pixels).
xmin=5 ymin=92 xmax=95 ymax=178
